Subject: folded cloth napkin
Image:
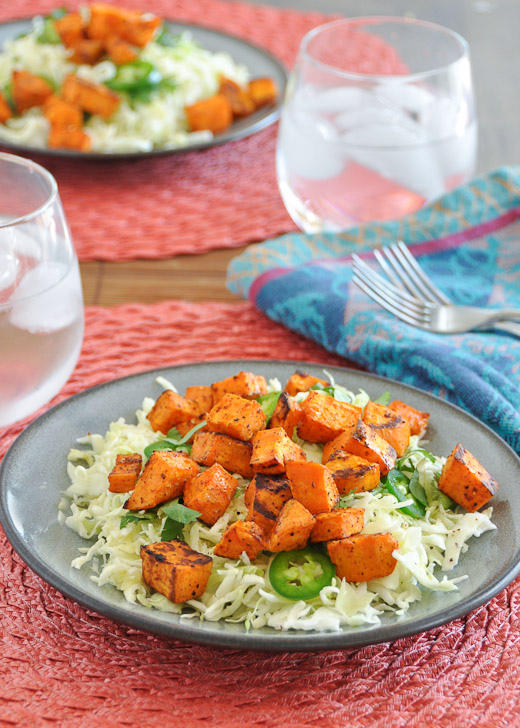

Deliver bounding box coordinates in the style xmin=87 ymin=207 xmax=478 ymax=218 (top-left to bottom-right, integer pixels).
xmin=227 ymin=166 xmax=520 ymax=455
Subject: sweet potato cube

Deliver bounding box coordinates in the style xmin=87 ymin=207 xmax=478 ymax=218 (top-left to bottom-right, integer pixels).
xmin=185 ymin=94 xmax=233 ymax=133
xmin=438 ymin=443 xmax=498 ymax=512
xmin=44 ymin=94 xmax=83 ymax=128
xmin=211 ymin=371 xmax=268 ymax=403
xmin=285 ymin=460 xmax=339 ymax=514
xmin=108 ymin=453 xmax=142 ymax=493
xmin=297 ymin=391 xmax=362 ymax=443
xmin=219 ymin=76 xmax=255 ymax=116
xmin=47 ymin=125 xmax=91 ymax=152
xmin=363 ymin=401 xmax=411 ymax=457
xmin=55 ymin=12 xmax=85 ymax=47
xmin=61 ymin=74 xmax=119 ymax=118
xmin=325 ymin=452 xmax=380 ymax=494
xmin=246 ymin=473 xmax=292 ymax=535
xmin=185 ymin=385 xmax=214 ymax=415
xmin=310 ymin=507 xmax=365 ymax=543
xmin=206 ymin=392 xmax=266 ymax=441
xmin=141 ymin=540 xmax=212 ymax=603
xmin=0 ymin=92 xmax=12 ymax=123
xmin=175 ymin=415 xmax=208 ymax=443
xmin=12 ymin=70 xmax=53 ymax=113
xmin=267 ymin=499 xmax=315 ymax=553
xmin=125 ymin=450 xmax=199 ymax=510
xmin=69 ymin=38 xmax=104 ymax=65
xmin=248 ymin=78 xmax=278 ymax=109
xmin=324 ymin=420 xmax=396 ymax=476
xmin=118 ymin=15 xmax=161 ymax=47
xmin=86 ymin=3 xmax=136 ymax=41
xmin=250 ymin=427 xmax=306 ymax=475
xmin=183 ymin=463 xmax=238 ymax=526
xmin=389 ymin=400 xmax=430 ymax=436
xmin=190 ymin=431 xmax=253 ymax=478
xmin=104 ymin=36 xmax=138 ymax=65
xmin=284 ymin=371 xmax=327 ymax=397
xmin=214 ymin=520 xmax=265 ymax=560
xmin=269 ymin=392 xmax=302 ymax=438
xmin=146 ymin=389 xmax=200 ymax=433
xmin=327 ymin=533 xmax=398 ymax=582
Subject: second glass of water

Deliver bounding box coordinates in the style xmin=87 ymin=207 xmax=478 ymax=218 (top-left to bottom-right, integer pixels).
xmin=276 ymin=17 xmax=477 ymax=232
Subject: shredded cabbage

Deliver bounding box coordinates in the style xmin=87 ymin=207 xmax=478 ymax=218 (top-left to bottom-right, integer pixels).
xmin=0 ymin=18 xmax=249 ymax=152
xmin=61 ymin=374 xmax=496 ymax=633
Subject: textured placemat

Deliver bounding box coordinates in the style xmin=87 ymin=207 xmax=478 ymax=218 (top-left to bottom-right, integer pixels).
xmin=0 ymin=0 xmax=336 ymax=262
xmin=1 ymin=300 xmax=519 ymax=728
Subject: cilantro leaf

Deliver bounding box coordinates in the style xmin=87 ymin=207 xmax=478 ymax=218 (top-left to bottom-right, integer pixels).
xmin=160 ymin=502 xmax=201 ymax=542
xmin=256 ymin=391 xmax=281 ymax=423
xmin=144 ymin=420 xmax=206 ymax=458
xmin=120 ymin=512 xmax=156 ymax=529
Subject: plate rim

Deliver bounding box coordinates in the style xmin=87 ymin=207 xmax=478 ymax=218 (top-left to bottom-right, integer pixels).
xmin=0 ymin=17 xmax=288 ymax=160
xmin=1 ymin=358 xmax=520 ymax=652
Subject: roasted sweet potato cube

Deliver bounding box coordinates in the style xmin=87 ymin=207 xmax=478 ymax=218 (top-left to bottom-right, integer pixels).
xmin=248 ymin=77 xmax=278 ymax=109
xmin=183 ymin=463 xmax=238 ymax=525
xmin=190 ymin=431 xmax=253 ymax=478
xmin=104 ymin=36 xmax=138 ymax=65
xmin=141 ymin=540 xmax=212 ymax=603
xmin=69 ymin=38 xmax=104 ymax=65
xmin=119 ymin=15 xmax=161 ymax=47
xmin=86 ymin=3 xmax=135 ymax=41
xmin=12 ymin=70 xmax=53 ymax=113
xmin=323 ymin=421 xmax=396 ymax=476
xmin=219 ymin=76 xmax=255 ymax=117
xmin=284 ymin=371 xmax=327 ymax=397
xmin=310 ymin=507 xmax=365 ymax=543
xmin=267 ymin=499 xmax=315 ymax=553
xmin=286 ymin=460 xmax=339 ymax=514
xmin=438 ymin=443 xmax=498 ymax=512
xmin=47 ymin=125 xmax=91 ymax=152
xmin=44 ymin=94 xmax=83 ymax=128
xmin=246 ymin=473 xmax=292 ymax=535
xmin=185 ymin=94 xmax=233 ymax=133
xmin=55 ymin=12 xmax=85 ymax=47
xmin=327 ymin=533 xmax=398 ymax=582
xmin=0 ymin=92 xmax=12 ymax=123
xmin=125 ymin=450 xmax=199 ymax=510
xmin=214 ymin=520 xmax=265 ymax=560
xmin=61 ymin=73 xmax=119 ymax=118
xmin=325 ymin=452 xmax=380 ymax=494
xmin=185 ymin=385 xmax=214 ymax=415
xmin=108 ymin=453 xmax=142 ymax=493
xmin=211 ymin=371 xmax=268 ymax=403
xmin=146 ymin=389 xmax=200 ymax=433
xmin=207 ymin=392 xmax=266 ymax=441
xmin=269 ymin=392 xmax=302 ymax=438
xmin=297 ymin=391 xmax=362 ymax=443
xmin=250 ymin=427 xmax=306 ymax=475
xmin=175 ymin=415 xmax=208 ymax=443
xmin=363 ymin=401 xmax=411 ymax=457
xmin=389 ymin=400 xmax=430 ymax=436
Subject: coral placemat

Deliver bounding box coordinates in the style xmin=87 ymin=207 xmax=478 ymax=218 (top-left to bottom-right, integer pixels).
xmin=1 ymin=300 xmax=519 ymax=728
xmin=0 ymin=0 xmax=334 ymax=261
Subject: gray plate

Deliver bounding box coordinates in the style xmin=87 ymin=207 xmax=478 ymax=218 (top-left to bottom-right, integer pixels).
xmin=0 ymin=19 xmax=287 ymax=160
xmin=1 ymin=360 xmax=519 ymax=652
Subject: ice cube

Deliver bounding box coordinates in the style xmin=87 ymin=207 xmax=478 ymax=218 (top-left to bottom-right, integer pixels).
xmin=306 ymin=86 xmax=377 ymax=114
xmin=374 ymin=82 xmax=436 ymax=115
xmin=9 ymin=262 xmax=82 ymax=333
xmin=278 ymin=109 xmax=344 ymax=180
xmin=0 ymin=248 xmax=19 ymax=292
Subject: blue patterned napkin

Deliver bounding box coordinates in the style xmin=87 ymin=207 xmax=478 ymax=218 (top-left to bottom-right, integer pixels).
xmin=227 ymin=167 xmax=520 ymax=454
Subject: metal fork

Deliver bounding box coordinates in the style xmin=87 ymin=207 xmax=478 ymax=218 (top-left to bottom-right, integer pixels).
xmin=352 ymin=241 xmax=520 ymax=337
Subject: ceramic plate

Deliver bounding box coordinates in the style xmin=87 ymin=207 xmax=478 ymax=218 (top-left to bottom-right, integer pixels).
xmin=0 ymin=19 xmax=287 ymax=159
xmin=1 ymin=360 xmax=519 ymax=652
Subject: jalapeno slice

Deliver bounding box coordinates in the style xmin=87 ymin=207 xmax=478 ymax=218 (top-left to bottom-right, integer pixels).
xmin=269 ymin=547 xmax=336 ymax=601
xmin=106 ymin=61 xmax=162 ymax=94
xmin=383 ymin=469 xmax=426 ymax=518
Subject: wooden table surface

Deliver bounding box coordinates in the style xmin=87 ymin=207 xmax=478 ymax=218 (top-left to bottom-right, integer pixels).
xmin=80 ymin=0 xmax=520 ymax=307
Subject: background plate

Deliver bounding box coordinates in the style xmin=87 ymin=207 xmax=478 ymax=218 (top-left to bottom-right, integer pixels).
xmin=0 ymin=19 xmax=287 ymax=160
xmin=1 ymin=360 xmax=519 ymax=652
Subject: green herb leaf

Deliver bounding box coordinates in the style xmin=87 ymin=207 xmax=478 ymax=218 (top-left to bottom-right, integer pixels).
xmin=408 ymin=470 xmax=428 ymax=506
xmin=160 ymin=502 xmax=201 ymax=542
xmin=309 ymin=383 xmax=353 ymax=403
xmin=256 ymin=391 xmax=281 ymax=422
xmin=396 ymin=448 xmax=437 ymax=469
xmin=374 ymin=391 xmax=392 ymax=406
xmin=144 ymin=420 xmax=207 ymax=458
xmin=120 ymin=512 xmax=156 ymax=529
xmin=36 ymin=18 xmax=61 ymax=44
xmin=155 ymin=25 xmax=182 ymax=47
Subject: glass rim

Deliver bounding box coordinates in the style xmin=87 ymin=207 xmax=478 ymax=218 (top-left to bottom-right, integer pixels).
xmin=299 ymin=16 xmax=470 ymax=82
xmin=0 ymin=151 xmax=58 ymax=228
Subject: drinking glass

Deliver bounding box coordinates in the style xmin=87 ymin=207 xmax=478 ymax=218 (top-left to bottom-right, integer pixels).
xmin=0 ymin=153 xmax=84 ymax=427
xmin=276 ymin=17 xmax=477 ymax=232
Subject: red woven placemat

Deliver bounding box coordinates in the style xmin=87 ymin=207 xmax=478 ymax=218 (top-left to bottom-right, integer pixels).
xmin=1 ymin=300 xmax=520 ymax=728
xmin=0 ymin=0 xmax=336 ymax=262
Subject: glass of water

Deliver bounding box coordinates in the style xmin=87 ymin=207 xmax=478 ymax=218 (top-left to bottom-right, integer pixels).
xmin=276 ymin=17 xmax=477 ymax=232
xmin=0 ymin=153 xmax=84 ymax=427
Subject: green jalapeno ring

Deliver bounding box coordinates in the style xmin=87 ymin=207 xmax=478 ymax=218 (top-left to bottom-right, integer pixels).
xmin=269 ymin=546 xmax=336 ymax=601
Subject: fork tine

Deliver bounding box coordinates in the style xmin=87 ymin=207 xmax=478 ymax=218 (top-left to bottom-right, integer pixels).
xmin=373 ymin=249 xmax=406 ymax=290
xmin=394 ymin=241 xmax=451 ymax=305
xmin=352 ymin=261 xmax=430 ymax=320
xmin=351 ymin=254 xmax=422 ymax=308
xmin=380 ymin=246 xmax=426 ymax=300
xmin=352 ymin=273 xmax=427 ymax=327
